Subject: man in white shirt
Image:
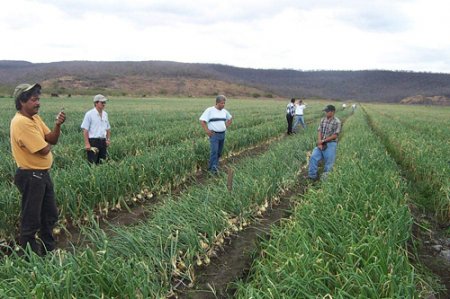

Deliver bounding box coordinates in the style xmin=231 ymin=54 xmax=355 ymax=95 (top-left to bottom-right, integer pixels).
xmin=293 ymin=99 xmax=307 ymax=133
xmin=199 ymin=95 xmax=233 ymax=174
xmin=81 ymin=94 xmax=111 ymax=164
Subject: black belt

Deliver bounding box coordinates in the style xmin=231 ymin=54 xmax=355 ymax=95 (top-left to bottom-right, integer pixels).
xmin=18 ymin=168 xmax=49 ymax=172
xmin=213 ymin=131 xmax=225 ymax=134
xmin=17 ymin=169 xmax=49 ymax=177
xmin=326 ymin=140 xmax=337 ymax=143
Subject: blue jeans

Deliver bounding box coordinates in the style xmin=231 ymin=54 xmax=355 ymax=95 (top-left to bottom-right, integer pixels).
xmin=209 ymin=132 xmax=226 ymax=172
xmin=293 ymin=115 xmax=306 ymax=131
xmin=308 ymin=142 xmax=337 ymax=179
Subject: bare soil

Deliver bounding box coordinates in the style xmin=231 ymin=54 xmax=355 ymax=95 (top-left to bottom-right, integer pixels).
xmin=410 ymin=204 xmax=450 ymax=299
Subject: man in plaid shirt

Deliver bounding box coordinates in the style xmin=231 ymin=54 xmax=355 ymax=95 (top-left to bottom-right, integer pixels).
xmin=308 ymin=105 xmax=341 ymax=180
xmin=286 ymin=98 xmax=296 ymax=135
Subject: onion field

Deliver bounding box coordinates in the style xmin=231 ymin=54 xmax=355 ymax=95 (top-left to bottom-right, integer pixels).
xmin=0 ymin=97 xmax=448 ymax=298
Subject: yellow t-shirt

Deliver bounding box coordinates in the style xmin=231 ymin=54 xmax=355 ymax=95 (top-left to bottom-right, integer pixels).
xmin=10 ymin=112 xmax=53 ymax=169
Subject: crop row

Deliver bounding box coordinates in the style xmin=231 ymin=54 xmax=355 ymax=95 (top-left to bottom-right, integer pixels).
xmin=0 ymin=112 xmax=318 ymax=298
xmin=234 ymin=110 xmax=433 ymax=298
xmin=0 ymin=97 xmax=329 ymax=240
xmin=365 ymin=104 xmax=449 ymax=141
xmin=0 ymin=98 xmax=284 ymax=174
xmin=364 ymin=105 xmax=450 ymax=223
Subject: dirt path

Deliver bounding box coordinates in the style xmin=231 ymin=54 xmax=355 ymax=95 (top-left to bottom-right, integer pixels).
xmin=410 ymin=205 xmax=450 ymax=299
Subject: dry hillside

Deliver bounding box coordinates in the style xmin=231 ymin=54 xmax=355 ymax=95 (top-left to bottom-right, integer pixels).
xmin=2 ymin=60 xmax=450 ymax=103
xmin=41 ymin=75 xmax=274 ymax=98
xmin=400 ymin=95 xmax=450 ymax=105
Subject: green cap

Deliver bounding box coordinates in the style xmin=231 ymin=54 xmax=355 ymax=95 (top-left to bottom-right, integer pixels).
xmin=323 ymin=105 xmax=336 ymax=112
xmin=13 ymin=83 xmax=41 ymax=99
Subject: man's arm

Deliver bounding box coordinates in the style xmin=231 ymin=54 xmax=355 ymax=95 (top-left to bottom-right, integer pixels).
xmin=106 ymin=129 xmax=111 ymax=146
xmin=225 ymin=118 xmax=232 ymax=128
xmin=36 ymin=144 xmax=51 ymax=156
xmin=322 ymin=133 xmax=338 ymax=143
xmin=317 ymin=131 xmax=324 ymax=149
xmin=44 ymin=111 xmax=65 ymax=145
xmin=83 ymin=129 xmax=91 ymax=150
xmin=200 ymin=120 xmax=214 ymax=137
xmin=45 ymin=124 xmax=61 ymax=145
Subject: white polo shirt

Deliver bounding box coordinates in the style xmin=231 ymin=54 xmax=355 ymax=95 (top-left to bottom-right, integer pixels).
xmin=81 ymin=108 xmax=111 ymax=138
xmin=199 ymin=107 xmax=232 ymax=132
xmin=295 ymin=104 xmax=307 ymax=115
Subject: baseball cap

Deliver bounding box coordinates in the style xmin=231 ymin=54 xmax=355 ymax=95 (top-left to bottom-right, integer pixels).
xmin=13 ymin=83 xmax=41 ymax=99
xmin=323 ymin=105 xmax=336 ymax=112
xmin=93 ymin=94 xmax=108 ymax=102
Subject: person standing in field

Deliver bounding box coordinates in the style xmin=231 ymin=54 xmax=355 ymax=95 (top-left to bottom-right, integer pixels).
xmin=293 ymin=99 xmax=307 ymax=133
xmin=199 ymin=95 xmax=233 ymax=174
xmin=308 ymin=105 xmax=341 ymax=181
xmin=351 ymin=103 xmax=357 ymax=113
xmin=286 ymin=98 xmax=296 ymax=135
xmin=81 ymin=94 xmax=111 ymax=164
xmin=10 ymin=83 xmax=66 ymax=255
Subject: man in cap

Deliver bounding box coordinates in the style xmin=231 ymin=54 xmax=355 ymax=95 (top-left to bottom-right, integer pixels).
xmin=81 ymin=94 xmax=111 ymax=164
xmin=199 ymin=95 xmax=233 ymax=174
xmin=10 ymin=83 xmax=66 ymax=255
xmin=307 ymin=104 xmax=341 ymax=181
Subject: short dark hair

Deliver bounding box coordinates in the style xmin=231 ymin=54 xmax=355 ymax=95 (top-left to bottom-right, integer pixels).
xmin=15 ymin=85 xmax=41 ymax=110
xmin=290 ymin=98 xmax=295 ymax=103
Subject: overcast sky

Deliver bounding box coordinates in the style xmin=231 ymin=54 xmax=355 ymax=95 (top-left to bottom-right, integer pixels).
xmin=1 ymin=0 xmax=449 ymax=73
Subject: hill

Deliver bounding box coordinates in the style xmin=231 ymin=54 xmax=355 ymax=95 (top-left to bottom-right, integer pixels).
xmin=400 ymin=95 xmax=450 ymax=105
xmin=1 ymin=60 xmax=450 ymax=103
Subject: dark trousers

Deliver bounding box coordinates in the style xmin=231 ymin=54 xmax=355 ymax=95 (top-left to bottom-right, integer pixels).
xmin=286 ymin=114 xmax=294 ymax=134
xmin=14 ymin=169 xmax=58 ymax=255
xmin=87 ymin=138 xmax=108 ymax=164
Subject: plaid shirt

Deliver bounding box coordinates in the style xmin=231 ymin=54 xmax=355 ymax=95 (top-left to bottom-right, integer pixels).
xmin=286 ymin=103 xmax=295 ymax=116
xmin=318 ymin=116 xmax=341 ymax=141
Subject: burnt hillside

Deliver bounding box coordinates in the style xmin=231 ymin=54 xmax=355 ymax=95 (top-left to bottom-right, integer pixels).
xmin=1 ymin=60 xmax=449 ymax=102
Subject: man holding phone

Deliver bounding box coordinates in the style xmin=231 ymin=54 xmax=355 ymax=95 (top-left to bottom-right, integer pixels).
xmin=10 ymin=83 xmax=66 ymax=255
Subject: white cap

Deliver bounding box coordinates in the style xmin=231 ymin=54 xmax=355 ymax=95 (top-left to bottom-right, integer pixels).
xmin=93 ymin=94 xmax=107 ymax=102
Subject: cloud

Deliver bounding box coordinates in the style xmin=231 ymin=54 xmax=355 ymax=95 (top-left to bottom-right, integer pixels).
xmin=1 ymin=0 xmax=450 ymax=73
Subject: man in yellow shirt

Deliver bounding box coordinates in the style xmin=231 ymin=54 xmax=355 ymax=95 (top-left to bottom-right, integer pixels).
xmin=10 ymin=83 xmax=66 ymax=256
